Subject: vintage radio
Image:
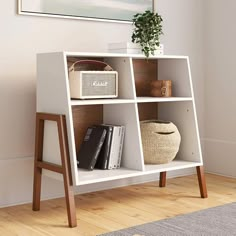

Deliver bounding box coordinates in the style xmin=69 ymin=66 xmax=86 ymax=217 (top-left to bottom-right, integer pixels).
xmin=68 ymin=60 xmax=118 ymax=99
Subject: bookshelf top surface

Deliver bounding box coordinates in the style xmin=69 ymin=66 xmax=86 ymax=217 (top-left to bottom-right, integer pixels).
xmin=38 ymin=51 xmax=188 ymax=59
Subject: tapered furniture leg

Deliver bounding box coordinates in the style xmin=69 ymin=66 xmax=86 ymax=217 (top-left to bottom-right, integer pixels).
xmin=32 ymin=116 xmax=44 ymax=211
xmin=58 ymin=115 xmax=77 ymax=227
xmin=32 ymin=112 xmax=77 ymax=228
xmin=196 ymin=166 xmax=208 ymax=198
xmin=159 ymin=172 xmax=167 ymax=187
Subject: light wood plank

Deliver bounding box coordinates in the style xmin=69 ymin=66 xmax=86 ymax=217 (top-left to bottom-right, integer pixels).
xmin=0 ymin=174 xmax=235 ymax=236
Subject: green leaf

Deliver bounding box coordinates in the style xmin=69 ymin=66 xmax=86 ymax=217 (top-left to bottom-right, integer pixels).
xmin=131 ymin=10 xmax=163 ymax=58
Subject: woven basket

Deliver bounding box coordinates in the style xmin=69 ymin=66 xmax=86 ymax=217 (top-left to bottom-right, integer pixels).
xmin=140 ymin=120 xmax=181 ymax=164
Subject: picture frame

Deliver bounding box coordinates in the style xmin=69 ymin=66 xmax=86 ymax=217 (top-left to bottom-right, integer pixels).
xmin=18 ymin=0 xmax=154 ymax=24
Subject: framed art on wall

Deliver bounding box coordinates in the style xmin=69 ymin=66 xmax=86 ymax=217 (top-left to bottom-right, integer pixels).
xmin=18 ymin=0 xmax=154 ymax=23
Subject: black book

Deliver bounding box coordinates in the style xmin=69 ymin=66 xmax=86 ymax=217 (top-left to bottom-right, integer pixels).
xmin=95 ymin=125 xmax=113 ymax=170
xmin=77 ymin=126 xmax=107 ymax=171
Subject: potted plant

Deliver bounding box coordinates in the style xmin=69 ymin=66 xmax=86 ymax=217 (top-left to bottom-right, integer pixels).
xmin=132 ymin=10 xmax=163 ymax=58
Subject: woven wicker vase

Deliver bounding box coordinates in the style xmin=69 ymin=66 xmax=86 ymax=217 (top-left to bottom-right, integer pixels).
xmin=140 ymin=120 xmax=181 ymax=164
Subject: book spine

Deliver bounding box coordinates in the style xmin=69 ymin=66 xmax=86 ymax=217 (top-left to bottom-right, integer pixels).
xmin=113 ymin=126 xmax=122 ymax=169
xmin=102 ymin=126 xmax=113 ymax=169
xmin=108 ymin=126 xmax=123 ymax=169
xmin=89 ymin=130 xmax=107 ymax=170
xmin=107 ymin=126 xmax=119 ymax=170
xmin=117 ymin=126 xmax=125 ymax=168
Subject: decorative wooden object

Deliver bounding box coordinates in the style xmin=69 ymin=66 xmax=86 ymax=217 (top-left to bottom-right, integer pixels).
xmin=33 ymin=112 xmax=77 ymax=228
xmin=150 ymin=80 xmax=172 ymax=97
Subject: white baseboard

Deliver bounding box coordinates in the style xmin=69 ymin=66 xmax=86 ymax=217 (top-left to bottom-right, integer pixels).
xmin=0 ymin=157 xmax=195 ymax=208
xmin=203 ymin=138 xmax=236 ymax=178
xmin=0 ymin=157 xmax=63 ymax=208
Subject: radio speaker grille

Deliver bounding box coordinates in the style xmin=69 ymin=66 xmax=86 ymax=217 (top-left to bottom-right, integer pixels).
xmin=82 ymin=73 xmax=117 ymax=96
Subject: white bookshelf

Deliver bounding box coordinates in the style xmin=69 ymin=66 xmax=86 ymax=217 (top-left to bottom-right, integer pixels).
xmin=37 ymin=52 xmax=203 ymax=187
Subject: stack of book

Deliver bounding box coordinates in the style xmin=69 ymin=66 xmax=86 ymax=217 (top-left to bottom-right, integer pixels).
xmin=77 ymin=124 xmax=125 ymax=171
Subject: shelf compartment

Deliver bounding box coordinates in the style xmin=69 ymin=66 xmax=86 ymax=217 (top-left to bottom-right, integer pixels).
xmin=66 ymin=56 xmax=136 ymax=100
xmin=77 ymin=160 xmax=201 ymax=186
xmin=136 ymin=97 xmax=192 ymax=103
xmin=132 ymin=58 xmax=192 ymax=98
xmin=158 ymin=102 xmax=201 ymax=163
xmin=72 ymin=103 xmax=144 ymax=184
xmin=70 ymin=99 xmax=135 ymax=106
xmin=137 ymin=101 xmax=202 ymax=166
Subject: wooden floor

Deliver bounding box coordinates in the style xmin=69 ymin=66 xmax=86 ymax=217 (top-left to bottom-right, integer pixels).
xmin=0 ymin=174 xmax=235 ymax=236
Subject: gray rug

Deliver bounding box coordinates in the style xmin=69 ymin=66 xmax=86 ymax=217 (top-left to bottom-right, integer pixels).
xmin=98 ymin=202 xmax=236 ymax=236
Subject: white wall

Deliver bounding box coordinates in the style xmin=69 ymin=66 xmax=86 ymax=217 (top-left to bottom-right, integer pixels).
xmin=204 ymin=0 xmax=236 ymax=177
xmin=0 ymin=0 xmax=204 ymax=207
xmin=159 ymin=0 xmax=205 ymax=135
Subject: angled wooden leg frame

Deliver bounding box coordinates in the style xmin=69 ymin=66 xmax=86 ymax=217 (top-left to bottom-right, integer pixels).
xmin=32 ymin=112 xmax=77 ymax=228
xmin=159 ymin=166 xmax=208 ymax=198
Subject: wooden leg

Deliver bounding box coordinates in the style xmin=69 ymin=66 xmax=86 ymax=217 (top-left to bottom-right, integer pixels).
xmin=33 ymin=114 xmax=44 ymax=211
xmin=159 ymin=172 xmax=167 ymax=187
xmin=32 ymin=113 xmax=77 ymax=228
xmin=196 ymin=166 xmax=208 ymax=198
xmin=58 ymin=115 xmax=77 ymax=228
xmin=32 ymin=167 xmax=42 ymax=211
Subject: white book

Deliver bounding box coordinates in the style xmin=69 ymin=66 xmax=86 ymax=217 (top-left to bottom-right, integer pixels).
xmin=108 ymin=48 xmax=164 ymax=55
xmin=108 ymin=42 xmax=164 ymax=55
xmin=108 ymin=42 xmax=164 ymax=50
xmin=117 ymin=126 xmax=125 ymax=169
xmin=107 ymin=126 xmax=125 ymax=169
